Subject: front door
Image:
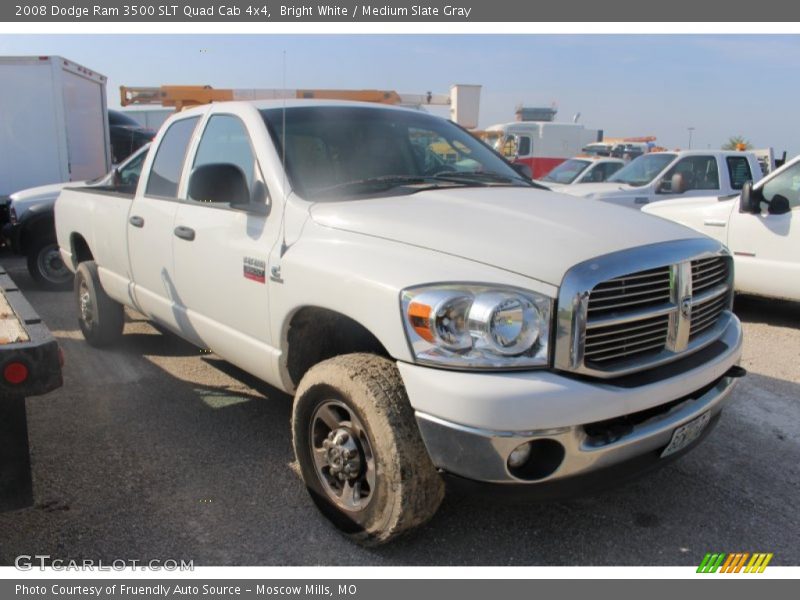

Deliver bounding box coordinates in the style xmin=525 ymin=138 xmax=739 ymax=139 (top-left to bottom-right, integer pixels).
xmin=171 ymin=113 xmax=279 ymax=381
xmin=728 ymin=161 xmax=800 ymax=300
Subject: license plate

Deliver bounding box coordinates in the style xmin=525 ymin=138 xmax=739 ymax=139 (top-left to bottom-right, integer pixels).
xmin=661 ymin=412 xmax=711 ymax=458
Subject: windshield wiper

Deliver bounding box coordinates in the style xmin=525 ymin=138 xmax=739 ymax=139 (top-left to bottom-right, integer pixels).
xmin=431 ymin=171 xmax=517 ymax=185
xmin=311 ymin=174 xmax=489 ymax=198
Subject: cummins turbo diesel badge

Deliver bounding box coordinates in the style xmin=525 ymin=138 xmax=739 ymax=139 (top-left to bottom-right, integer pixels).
xmin=243 ymin=257 xmax=266 ymax=284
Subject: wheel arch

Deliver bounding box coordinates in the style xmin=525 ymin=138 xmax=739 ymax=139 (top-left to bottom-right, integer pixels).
xmin=280 ymin=305 xmax=393 ymax=392
xmin=69 ymin=233 xmax=94 ymax=269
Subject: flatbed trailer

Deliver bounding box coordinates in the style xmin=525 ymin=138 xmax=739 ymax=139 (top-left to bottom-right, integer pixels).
xmin=0 ymin=265 xmax=63 ymax=511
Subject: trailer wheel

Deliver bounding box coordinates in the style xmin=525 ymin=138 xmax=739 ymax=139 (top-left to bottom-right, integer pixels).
xmin=292 ymin=353 xmax=444 ymax=545
xmin=74 ymin=261 xmax=124 ymax=347
xmin=27 ymin=238 xmax=72 ymax=290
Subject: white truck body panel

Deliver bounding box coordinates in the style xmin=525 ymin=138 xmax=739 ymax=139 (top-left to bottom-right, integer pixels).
xmin=0 ymin=56 xmax=111 ymax=196
xmin=643 ymin=155 xmax=800 ymax=302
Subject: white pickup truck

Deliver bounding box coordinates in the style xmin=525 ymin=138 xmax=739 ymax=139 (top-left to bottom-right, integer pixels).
xmin=55 ymin=101 xmax=745 ymax=544
xmin=559 ymin=150 xmax=763 ymax=209
xmin=644 ymin=154 xmax=800 ymax=302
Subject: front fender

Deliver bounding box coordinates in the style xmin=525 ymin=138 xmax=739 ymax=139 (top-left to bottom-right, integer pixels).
xmin=271 ymin=222 xmax=557 ymax=389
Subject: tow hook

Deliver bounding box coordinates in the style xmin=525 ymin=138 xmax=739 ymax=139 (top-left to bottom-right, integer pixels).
xmin=726 ymin=365 xmax=747 ymax=378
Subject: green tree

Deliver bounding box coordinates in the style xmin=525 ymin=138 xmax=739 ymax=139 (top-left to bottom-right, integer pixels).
xmin=722 ymin=135 xmax=753 ymax=150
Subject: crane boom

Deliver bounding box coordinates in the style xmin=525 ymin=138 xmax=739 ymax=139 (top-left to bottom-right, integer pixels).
xmin=119 ymin=84 xmax=481 ymax=128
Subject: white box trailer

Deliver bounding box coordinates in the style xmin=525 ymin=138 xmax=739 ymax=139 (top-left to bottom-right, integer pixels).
xmin=0 ymin=56 xmax=111 ymax=197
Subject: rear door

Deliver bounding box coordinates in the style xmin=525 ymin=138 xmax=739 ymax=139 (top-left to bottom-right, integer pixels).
xmin=62 ymin=69 xmax=108 ymax=181
xmin=727 ymin=160 xmax=800 ymax=300
xmin=128 ymin=115 xmax=200 ymax=332
xmin=171 ymin=112 xmax=278 ymax=380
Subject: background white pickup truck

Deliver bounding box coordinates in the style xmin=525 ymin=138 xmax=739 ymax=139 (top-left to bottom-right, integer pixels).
xmin=536 ymin=156 xmax=625 ymax=190
xmin=55 ymin=100 xmax=744 ymax=544
xmin=643 ymin=154 xmax=800 ymax=302
xmin=559 ymin=150 xmax=763 ymax=209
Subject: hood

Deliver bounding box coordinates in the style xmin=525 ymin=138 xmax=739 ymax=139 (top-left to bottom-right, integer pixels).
xmin=309 ymin=187 xmax=702 ymax=286
xmin=558 ymin=181 xmax=635 ymax=197
xmin=9 ymin=181 xmax=80 ymax=215
xmin=643 ymin=195 xmax=730 ymax=216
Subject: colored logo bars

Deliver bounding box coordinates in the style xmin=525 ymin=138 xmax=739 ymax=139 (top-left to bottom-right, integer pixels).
xmin=697 ymin=552 xmax=774 ymax=573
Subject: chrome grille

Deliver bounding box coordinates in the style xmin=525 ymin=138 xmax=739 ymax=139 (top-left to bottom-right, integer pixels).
xmin=555 ymin=239 xmax=734 ymax=378
xmin=586 ymin=267 xmax=672 ymax=317
xmin=692 ymin=256 xmax=729 ymax=295
xmin=690 ymin=293 xmax=728 ymax=339
xmin=584 ymin=314 xmax=670 ymax=364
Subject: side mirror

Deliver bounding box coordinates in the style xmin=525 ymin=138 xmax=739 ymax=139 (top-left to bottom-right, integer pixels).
xmin=188 ymin=163 xmax=250 ymax=205
xmin=512 ymin=162 xmax=533 ymax=180
xmin=768 ymin=194 xmax=791 ymax=215
xmin=670 ymin=173 xmax=687 ymax=194
xmin=231 ymin=180 xmax=270 ymax=216
xmin=739 ymin=181 xmax=763 ymax=214
xmin=112 ymin=168 xmax=121 ymax=187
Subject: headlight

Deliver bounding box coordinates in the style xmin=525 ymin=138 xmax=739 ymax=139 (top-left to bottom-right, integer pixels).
xmin=401 ymin=284 xmax=552 ymax=369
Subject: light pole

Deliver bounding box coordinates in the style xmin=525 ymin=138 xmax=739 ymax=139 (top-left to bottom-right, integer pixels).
xmin=688 ymin=127 xmax=695 ymax=149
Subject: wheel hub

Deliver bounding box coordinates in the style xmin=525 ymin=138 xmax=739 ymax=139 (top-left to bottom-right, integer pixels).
xmin=323 ymin=428 xmax=362 ymax=481
xmin=310 ymin=400 xmax=376 ymax=512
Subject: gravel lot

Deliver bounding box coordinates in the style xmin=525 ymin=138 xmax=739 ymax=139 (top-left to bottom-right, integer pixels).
xmin=0 ymin=255 xmax=798 ymax=566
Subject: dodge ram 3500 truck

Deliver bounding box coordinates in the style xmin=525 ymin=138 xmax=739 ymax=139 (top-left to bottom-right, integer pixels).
xmin=55 ymin=101 xmax=745 ymax=544
xmin=643 ymin=153 xmax=800 ymax=302
xmin=560 ymin=150 xmax=763 ymax=209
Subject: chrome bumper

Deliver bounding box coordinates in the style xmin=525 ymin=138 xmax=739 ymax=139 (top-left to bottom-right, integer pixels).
xmin=415 ymin=372 xmax=740 ymax=484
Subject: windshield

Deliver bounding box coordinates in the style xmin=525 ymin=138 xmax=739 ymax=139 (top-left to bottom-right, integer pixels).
xmin=608 ymin=153 xmax=676 ymax=187
xmin=541 ymin=159 xmax=591 ymax=184
xmin=260 ymin=106 xmax=530 ymax=199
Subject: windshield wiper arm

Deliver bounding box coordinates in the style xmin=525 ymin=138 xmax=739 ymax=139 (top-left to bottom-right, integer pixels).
xmin=431 ymin=171 xmax=543 ymax=187
xmin=311 ymin=174 xmax=491 ymax=198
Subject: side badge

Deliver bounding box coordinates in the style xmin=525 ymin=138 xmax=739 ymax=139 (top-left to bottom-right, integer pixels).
xmin=243 ymin=257 xmax=266 ymax=284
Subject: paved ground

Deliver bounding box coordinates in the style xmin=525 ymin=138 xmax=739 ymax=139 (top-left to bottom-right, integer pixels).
xmin=0 ymin=255 xmax=797 ymax=566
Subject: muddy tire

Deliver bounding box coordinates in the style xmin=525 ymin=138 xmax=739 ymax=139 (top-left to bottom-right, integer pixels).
xmin=27 ymin=238 xmax=72 ymax=290
xmin=74 ymin=261 xmax=124 ymax=347
xmin=292 ymin=353 xmax=445 ymax=545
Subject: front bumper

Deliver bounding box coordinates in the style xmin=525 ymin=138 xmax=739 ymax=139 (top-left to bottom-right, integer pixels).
xmin=1 ymin=222 xmax=22 ymax=253
xmin=400 ymin=314 xmax=743 ymax=485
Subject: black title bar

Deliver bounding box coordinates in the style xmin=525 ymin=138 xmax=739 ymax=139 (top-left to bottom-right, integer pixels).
xmin=4 ymin=0 xmax=800 ymax=22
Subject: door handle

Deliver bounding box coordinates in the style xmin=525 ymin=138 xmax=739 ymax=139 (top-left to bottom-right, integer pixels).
xmin=129 ymin=215 xmax=144 ymax=228
xmin=174 ymin=226 xmax=196 ymax=241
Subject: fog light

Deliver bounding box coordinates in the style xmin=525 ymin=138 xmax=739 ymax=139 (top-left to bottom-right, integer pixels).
xmin=507 ymin=442 xmax=532 ymax=469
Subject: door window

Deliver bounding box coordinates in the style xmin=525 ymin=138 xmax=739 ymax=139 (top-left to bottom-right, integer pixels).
xmin=726 ymin=156 xmax=753 ymax=191
xmin=761 ymin=162 xmax=800 ymax=209
xmin=191 ymin=115 xmax=267 ymax=206
xmin=145 ymin=117 xmax=199 ymax=198
xmin=661 ymin=156 xmax=720 ymax=192
xmin=516 ymin=135 xmax=532 ymax=157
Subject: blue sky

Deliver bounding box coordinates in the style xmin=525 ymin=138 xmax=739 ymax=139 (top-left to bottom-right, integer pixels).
xmin=2 ymin=34 xmax=798 ymax=155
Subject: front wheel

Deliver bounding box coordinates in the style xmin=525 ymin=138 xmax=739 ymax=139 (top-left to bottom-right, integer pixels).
xmin=292 ymin=353 xmax=445 ymax=545
xmin=27 ymin=238 xmax=72 ymax=290
xmin=74 ymin=261 xmax=124 ymax=347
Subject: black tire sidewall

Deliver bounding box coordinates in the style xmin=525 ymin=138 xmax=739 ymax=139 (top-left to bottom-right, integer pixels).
xmin=27 ymin=238 xmax=71 ymax=290
xmin=74 ymin=261 xmax=123 ymax=346
xmin=293 ymin=382 xmax=391 ymax=539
